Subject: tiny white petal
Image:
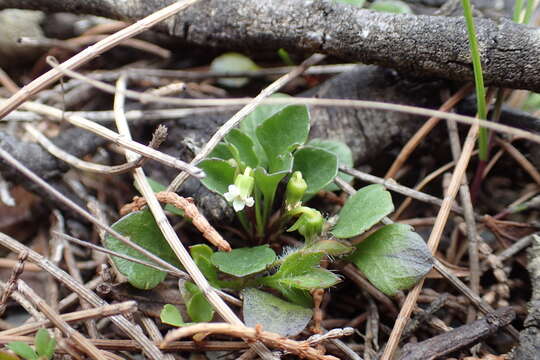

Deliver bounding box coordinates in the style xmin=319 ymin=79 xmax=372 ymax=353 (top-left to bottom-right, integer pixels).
xmin=233 ymin=199 xmax=245 ymax=212
xmin=244 ymin=196 xmax=254 ymax=208
xmin=228 ymin=185 xmax=240 ymax=196
xmin=224 ymin=192 xmax=234 ymax=202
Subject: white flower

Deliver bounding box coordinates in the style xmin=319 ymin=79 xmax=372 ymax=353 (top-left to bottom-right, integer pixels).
xmin=224 ymin=184 xmax=254 ymax=212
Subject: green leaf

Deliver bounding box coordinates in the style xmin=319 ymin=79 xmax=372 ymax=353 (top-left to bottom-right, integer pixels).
xmin=34 ymin=329 xmax=55 ymax=360
xmin=225 ymin=129 xmax=258 ymax=168
xmin=256 ymin=105 xmax=310 ymax=170
xmin=136 ymin=178 xmax=184 ymax=217
xmin=104 ymin=209 xmax=182 ymax=290
xmin=335 ymin=0 xmax=365 ymax=7
xmin=308 ymin=139 xmax=353 ymax=191
xmin=307 ymin=240 xmax=354 ymax=257
xmin=278 ymin=268 xmax=340 ymax=289
xmin=241 ymin=95 xmax=291 ymax=167
xmin=242 ymin=288 xmax=312 ymax=336
xmin=348 ymin=224 xmax=433 ymax=295
xmin=210 ymin=52 xmax=259 ymax=88
xmin=190 ymin=245 xmax=220 ymax=287
xmin=369 ymin=0 xmax=412 ymax=13
xmin=208 ymin=143 xmax=233 ymax=160
xmin=253 ymin=166 xmax=290 ymax=209
xmin=199 ymin=159 xmax=237 ymax=195
xmin=331 ymin=184 xmax=394 ymax=239
xmin=0 ymin=350 xmax=22 ymax=360
xmin=6 ymin=343 xmax=37 ymax=360
xmin=211 ymin=245 xmax=276 ymax=277
xmin=183 ymin=282 xmax=214 ymax=322
xmin=293 ymin=146 xmax=338 ymax=195
xmin=261 ymin=251 xmax=340 ymax=291
xmin=160 ymin=304 xmax=189 ymax=327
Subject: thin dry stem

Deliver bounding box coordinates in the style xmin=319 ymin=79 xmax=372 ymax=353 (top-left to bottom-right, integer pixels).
xmin=446 ymin=110 xmax=481 ymax=323
xmin=0 ymin=233 xmax=164 ymax=360
xmin=24 ymin=123 xmax=157 ymax=175
xmin=385 ymin=84 xmax=472 ymax=179
xmin=0 ymin=0 xmax=201 ymax=119
xmin=16 ymin=99 xmax=203 ymax=178
xmin=0 ymin=301 xmax=137 ymax=336
xmin=120 ymin=192 xmax=231 ymax=251
xmin=0 ymin=251 xmax=28 ymax=317
xmin=17 ymin=280 xmax=107 ymax=360
xmin=162 ymin=323 xmax=339 ymax=360
xmin=381 ymin=123 xmax=479 ymax=360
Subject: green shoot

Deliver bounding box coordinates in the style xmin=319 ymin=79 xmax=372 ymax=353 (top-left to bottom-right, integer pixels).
xmin=461 ymin=0 xmax=488 ymax=160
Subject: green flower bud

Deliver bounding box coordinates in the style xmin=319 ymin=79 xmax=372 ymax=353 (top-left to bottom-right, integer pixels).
xmin=287 ymin=207 xmax=324 ymax=244
xmin=234 ymin=167 xmax=254 ymax=199
xmin=285 ymin=171 xmax=307 ymax=210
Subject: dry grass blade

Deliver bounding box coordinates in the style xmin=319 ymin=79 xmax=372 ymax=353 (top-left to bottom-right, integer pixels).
xmin=0 ymin=301 xmax=137 ymax=336
xmin=0 ymin=251 xmax=28 ymax=317
xmin=17 ymin=280 xmax=107 ymax=360
xmin=0 ymin=233 xmax=164 ymax=360
xmin=16 ymin=100 xmax=203 ymax=178
xmin=162 ymin=323 xmax=340 ymax=360
xmin=381 ymin=123 xmax=479 ymax=360
xmin=112 ymin=76 xmax=276 ymax=360
xmin=0 ymin=0 xmax=202 ymax=120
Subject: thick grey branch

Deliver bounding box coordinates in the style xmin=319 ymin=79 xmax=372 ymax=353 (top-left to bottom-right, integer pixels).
xmin=2 ymin=0 xmax=540 ymax=91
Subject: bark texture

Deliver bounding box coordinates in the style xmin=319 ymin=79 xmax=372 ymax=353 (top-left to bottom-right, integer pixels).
xmin=2 ymin=0 xmax=540 ymax=91
xmin=511 ymin=236 xmax=540 ymax=360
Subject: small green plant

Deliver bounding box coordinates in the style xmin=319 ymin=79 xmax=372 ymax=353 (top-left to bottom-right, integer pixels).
xmin=107 ymin=96 xmax=433 ymax=334
xmin=3 ymin=329 xmax=56 ymax=360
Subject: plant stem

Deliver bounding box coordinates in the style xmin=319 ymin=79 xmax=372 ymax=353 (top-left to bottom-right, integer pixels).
xmin=523 ymin=0 xmax=537 ymax=24
xmin=254 ymin=188 xmax=265 ymax=238
xmin=513 ymin=0 xmax=525 ymax=22
xmin=237 ymin=210 xmax=252 ymax=235
xmin=461 ymin=0 xmax=488 ymax=160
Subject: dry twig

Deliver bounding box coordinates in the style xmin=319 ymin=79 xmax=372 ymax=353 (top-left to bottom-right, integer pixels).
xmin=162 ymin=323 xmax=341 ymax=360
xmin=120 ymin=192 xmax=231 ymax=251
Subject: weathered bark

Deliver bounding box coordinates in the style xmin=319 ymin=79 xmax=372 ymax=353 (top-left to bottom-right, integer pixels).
xmin=2 ymin=0 xmax=540 ymax=91
xmin=511 ymin=236 xmax=540 ymax=360
xmin=400 ymin=307 xmax=515 ymax=360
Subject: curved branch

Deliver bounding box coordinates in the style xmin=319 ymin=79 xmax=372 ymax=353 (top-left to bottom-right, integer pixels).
xmin=2 ymin=0 xmax=540 ymax=91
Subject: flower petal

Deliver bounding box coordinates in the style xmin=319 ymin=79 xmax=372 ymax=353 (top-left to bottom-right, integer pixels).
xmin=244 ymin=196 xmax=255 ymax=208
xmin=228 ymin=184 xmax=240 ymax=196
xmin=223 ymin=191 xmax=234 ymax=202
xmin=232 ymin=199 xmax=245 ymax=212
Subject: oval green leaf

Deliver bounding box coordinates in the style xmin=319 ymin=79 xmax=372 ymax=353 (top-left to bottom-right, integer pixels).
xmin=6 ymin=343 xmax=37 ymax=360
xmin=256 ymin=105 xmax=310 ymax=168
xmin=211 ymin=245 xmax=276 ymax=277
xmin=225 ymin=129 xmax=259 ymax=168
xmin=104 ymin=209 xmax=182 ymax=290
xmin=335 ymin=0 xmax=365 ymax=7
xmin=183 ymin=282 xmax=215 ymax=323
xmin=160 ymin=304 xmax=187 ymax=327
xmin=308 ymin=138 xmax=353 ymax=191
xmin=348 ymin=224 xmax=434 ymax=295
xmin=331 ymin=184 xmax=394 ymax=238
xmin=199 ymin=158 xmax=236 ymax=195
xmin=35 ymin=329 xmax=55 ymax=359
xmin=242 ymin=288 xmax=312 ymax=336
xmin=293 ymin=146 xmax=338 ymax=195
xmin=210 ymin=52 xmax=259 ymax=88
xmin=261 ymin=251 xmax=340 ymax=291
xmin=369 ymin=0 xmax=412 ymax=13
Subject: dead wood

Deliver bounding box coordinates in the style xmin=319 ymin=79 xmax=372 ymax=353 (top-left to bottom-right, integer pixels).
xmin=399 ymin=307 xmax=516 ymax=360
xmin=2 ymin=0 xmax=540 ymax=91
xmin=511 ymin=235 xmax=540 ymax=360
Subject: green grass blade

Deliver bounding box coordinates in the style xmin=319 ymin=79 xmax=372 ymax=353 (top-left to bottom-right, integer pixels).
xmin=461 ymin=0 xmax=488 ymax=160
